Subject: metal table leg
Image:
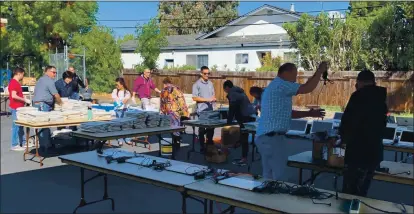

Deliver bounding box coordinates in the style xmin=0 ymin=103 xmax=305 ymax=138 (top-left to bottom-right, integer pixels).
xmin=73 ymin=168 xmax=115 ymax=213
xmin=187 ymin=126 xmax=196 ymax=160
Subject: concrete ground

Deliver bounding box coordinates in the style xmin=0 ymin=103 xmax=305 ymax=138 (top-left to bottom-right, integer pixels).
xmin=1 ymin=113 xmax=413 ymax=213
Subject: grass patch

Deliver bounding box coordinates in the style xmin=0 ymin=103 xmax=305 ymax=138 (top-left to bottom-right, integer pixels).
xmin=320 ymin=105 xmax=343 ymax=112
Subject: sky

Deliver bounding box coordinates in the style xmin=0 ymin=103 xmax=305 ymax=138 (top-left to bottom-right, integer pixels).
xmin=97 ymin=1 xmax=350 ymax=38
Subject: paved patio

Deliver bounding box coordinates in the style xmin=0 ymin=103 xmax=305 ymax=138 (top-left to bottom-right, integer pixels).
xmin=1 ymin=114 xmax=413 ymax=213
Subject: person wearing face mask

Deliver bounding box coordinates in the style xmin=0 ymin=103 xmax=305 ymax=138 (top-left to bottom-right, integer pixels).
xmin=339 ymin=69 xmax=388 ymax=197
xmin=132 ymin=68 xmax=161 ymax=110
xmin=55 ymin=71 xmax=74 ymax=98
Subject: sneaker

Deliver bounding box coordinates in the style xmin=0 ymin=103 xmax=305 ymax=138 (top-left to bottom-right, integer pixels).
xmin=10 ymin=145 xmax=26 ymax=151
xmin=232 ymin=158 xmax=247 ymax=166
xmin=23 ymin=142 xmax=35 ymax=148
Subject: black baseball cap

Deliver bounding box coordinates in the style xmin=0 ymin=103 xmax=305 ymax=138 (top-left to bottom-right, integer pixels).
xmin=357 ymin=69 xmax=375 ymax=82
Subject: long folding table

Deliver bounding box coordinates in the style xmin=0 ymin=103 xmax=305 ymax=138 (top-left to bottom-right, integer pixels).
xmin=287 ymin=151 xmax=414 ymax=186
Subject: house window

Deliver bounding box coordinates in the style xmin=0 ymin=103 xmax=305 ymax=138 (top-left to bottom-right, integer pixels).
xmin=236 ymin=53 xmax=249 ymax=64
xmin=164 ymin=59 xmax=174 ymax=68
xmin=186 ymin=54 xmax=209 ymax=69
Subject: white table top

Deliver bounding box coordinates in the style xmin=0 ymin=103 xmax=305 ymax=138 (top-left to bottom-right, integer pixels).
xmin=59 ymin=150 xmax=200 ymax=189
xmin=184 ymin=175 xmax=413 ymax=213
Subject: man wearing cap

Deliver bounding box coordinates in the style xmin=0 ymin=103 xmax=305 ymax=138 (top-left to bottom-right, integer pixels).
xmin=339 ymin=69 xmax=388 ymax=197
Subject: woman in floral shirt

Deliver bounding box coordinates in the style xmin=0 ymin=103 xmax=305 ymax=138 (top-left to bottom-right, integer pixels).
xmin=160 ymin=77 xmax=189 ymax=149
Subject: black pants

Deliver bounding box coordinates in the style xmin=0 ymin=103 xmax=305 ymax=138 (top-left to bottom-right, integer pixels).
xmin=342 ymin=164 xmax=378 ymax=197
xmin=239 ymin=116 xmax=256 ymax=159
xmin=199 ymin=128 xmax=214 ymax=150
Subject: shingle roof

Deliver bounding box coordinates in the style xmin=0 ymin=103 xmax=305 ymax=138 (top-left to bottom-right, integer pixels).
xmin=121 ymin=34 xmax=291 ymax=51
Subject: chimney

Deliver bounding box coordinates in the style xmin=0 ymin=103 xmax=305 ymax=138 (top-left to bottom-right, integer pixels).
xmin=290 ymin=3 xmax=295 ymax=12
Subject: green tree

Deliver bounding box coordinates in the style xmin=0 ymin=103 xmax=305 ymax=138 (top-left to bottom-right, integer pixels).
xmin=158 ymin=1 xmax=238 ymax=35
xmin=256 ymin=53 xmax=283 ymax=72
xmin=117 ymin=33 xmax=135 ymax=44
xmin=70 ymin=26 xmax=122 ymax=92
xmin=0 ymin=1 xmax=97 ymax=75
xmin=135 ymin=18 xmax=168 ymax=69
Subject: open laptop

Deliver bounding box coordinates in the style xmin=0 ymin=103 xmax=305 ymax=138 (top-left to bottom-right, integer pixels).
xmin=400 ymin=130 xmax=414 ymax=143
xmin=382 ymin=127 xmax=396 ymax=145
xmin=310 ymin=121 xmax=334 ymax=133
xmin=396 ymin=117 xmax=414 ymax=127
xmin=333 ymin=112 xmax=343 ymax=120
xmin=387 ymin=115 xmax=396 ymax=124
xmin=286 ymin=119 xmax=308 ymax=136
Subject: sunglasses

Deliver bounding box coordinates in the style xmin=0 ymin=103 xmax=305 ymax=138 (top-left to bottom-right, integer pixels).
xmin=202 ymin=72 xmax=210 ymax=75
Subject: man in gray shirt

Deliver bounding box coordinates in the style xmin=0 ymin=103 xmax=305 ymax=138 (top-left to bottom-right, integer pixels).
xmin=33 ymin=65 xmax=63 ymax=151
xmin=192 ymin=66 xmax=216 ymax=153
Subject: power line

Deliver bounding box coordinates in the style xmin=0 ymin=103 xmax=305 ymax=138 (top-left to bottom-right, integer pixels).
xmin=97 ymin=5 xmax=383 ymax=22
xmin=104 ymin=13 xmax=376 ymax=29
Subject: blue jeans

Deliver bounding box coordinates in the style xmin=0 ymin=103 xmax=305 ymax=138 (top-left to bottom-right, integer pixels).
xmin=33 ymin=102 xmax=52 ymax=148
xmin=115 ymin=109 xmax=131 ymax=144
xmin=11 ymin=109 xmax=26 ymax=147
xmin=71 ymin=92 xmax=80 ymax=100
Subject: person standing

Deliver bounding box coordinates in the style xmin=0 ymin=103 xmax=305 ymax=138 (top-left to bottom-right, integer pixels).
xmin=339 ymin=69 xmax=388 ymax=197
xmin=256 ymin=62 xmax=326 ymax=180
xmin=8 ymin=67 xmax=31 ymax=151
xmin=33 ymin=65 xmax=63 ymax=152
xmin=160 ymin=77 xmax=189 ymax=149
xmin=192 ymin=66 xmax=216 ymax=153
xmin=249 ymin=86 xmax=264 ymax=116
xmin=132 ymin=68 xmax=161 ymax=110
xmin=55 ymin=71 xmax=74 ymax=98
xmin=112 ymin=77 xmax=132 ymax=146
xmin=67 ymin=66 xmax=87 ymax=100
xmin=223 ymin=80 xmax=256 ymax=166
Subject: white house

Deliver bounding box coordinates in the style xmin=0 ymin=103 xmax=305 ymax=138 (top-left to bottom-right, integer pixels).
xmin=120 ymin=4 xmax=301 ymax=71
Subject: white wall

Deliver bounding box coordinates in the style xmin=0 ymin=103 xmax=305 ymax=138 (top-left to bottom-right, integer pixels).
xmin=122 ymin=46 xmax=297 ymax=71
xmin=216 ymin=9 xmax=298 ymax=37
xmin=121 ymin=53 xmax=143 ymax=69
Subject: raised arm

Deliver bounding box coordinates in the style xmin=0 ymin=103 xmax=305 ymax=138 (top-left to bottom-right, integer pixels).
xmin=297 ymin=62 xmax=326 ymax=95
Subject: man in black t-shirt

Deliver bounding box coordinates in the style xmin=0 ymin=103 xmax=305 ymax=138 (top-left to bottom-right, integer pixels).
xmin=68 ymin=66 xmax=87 ymax=100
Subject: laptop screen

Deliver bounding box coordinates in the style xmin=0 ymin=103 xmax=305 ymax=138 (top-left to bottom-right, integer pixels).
xmin=289 ymin=119 xmax=308 ymax=131
xmin=400 ymin=131 xmax=414 ymax=142
xmin=396 ymin=117 xmax=414 ymax=127
xmin=383 ymin=127 xmax=396 ymax=140
xmin=22 ymin=86 xmax=29 ymax=92
xmin=311 ymin=121 xmax=333 ymax=133
xmin=334 ymin=112 xmax=343 ymax=120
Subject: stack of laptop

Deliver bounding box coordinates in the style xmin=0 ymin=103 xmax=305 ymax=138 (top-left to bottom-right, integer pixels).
xmin=310 ymin=121 xmax=334 ymax=134
xmin=396 ymin=117 xmax=414 ymax=130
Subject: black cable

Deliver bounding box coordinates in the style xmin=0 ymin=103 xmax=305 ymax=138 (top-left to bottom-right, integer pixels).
xmin=97 ymin=5 xmax=384 ymax=22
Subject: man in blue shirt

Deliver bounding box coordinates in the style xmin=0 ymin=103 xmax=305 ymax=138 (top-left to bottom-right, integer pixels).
xmin=256 ymin=62 xmax=327 ymax=180
xmin=55 ymin=71 xmax=74 ymax=98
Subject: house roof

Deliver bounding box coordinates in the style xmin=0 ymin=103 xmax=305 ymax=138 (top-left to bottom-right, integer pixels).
xmin=121 ymin=34 xmax=291 ymax=51
xmin=196 ymin=4 xmax=302 ymax=40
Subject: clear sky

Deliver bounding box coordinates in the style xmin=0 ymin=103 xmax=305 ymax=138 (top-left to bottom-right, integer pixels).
xmin=97 ymin=1 xmax=350 ymax=38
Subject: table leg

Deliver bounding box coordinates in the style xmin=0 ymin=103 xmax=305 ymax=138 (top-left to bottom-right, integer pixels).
xmin=394 ymin=152 xmax=398 ymax=162
xmin=204 ymin=199 xmax=208 ymax=214
xmin=23 ymin=127 xmax=30 ymax=161
xmin=187 ymin=126 xmax=196 ymax=160
xmin=209 ymin=200 xmax=213 ymax=214
xmin=299 ymin=168 xmax=303 ymax=185
xmin=400 ymin=152 xmax=404 ymax=162
xmin=73 ymin=168 xmax=115 ymax=213
xmin=181 ymin=192 xmax=187 ymax=214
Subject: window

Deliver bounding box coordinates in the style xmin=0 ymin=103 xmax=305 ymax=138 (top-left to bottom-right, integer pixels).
xmin=164 ymin=59 xmax=174 ymax=68
xmin=186 ymin=54 xmax=209 ymax=69
xmin=236 ymin=53 xmax=249 ymax=64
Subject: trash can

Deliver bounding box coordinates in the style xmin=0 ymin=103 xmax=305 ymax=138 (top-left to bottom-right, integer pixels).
xmin=160 ymin=138 xmax=173 ymax=158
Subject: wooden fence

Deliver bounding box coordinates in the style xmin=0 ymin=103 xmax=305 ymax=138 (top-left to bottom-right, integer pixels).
xmin=122 ymin=69 xmax=414 ymax=113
